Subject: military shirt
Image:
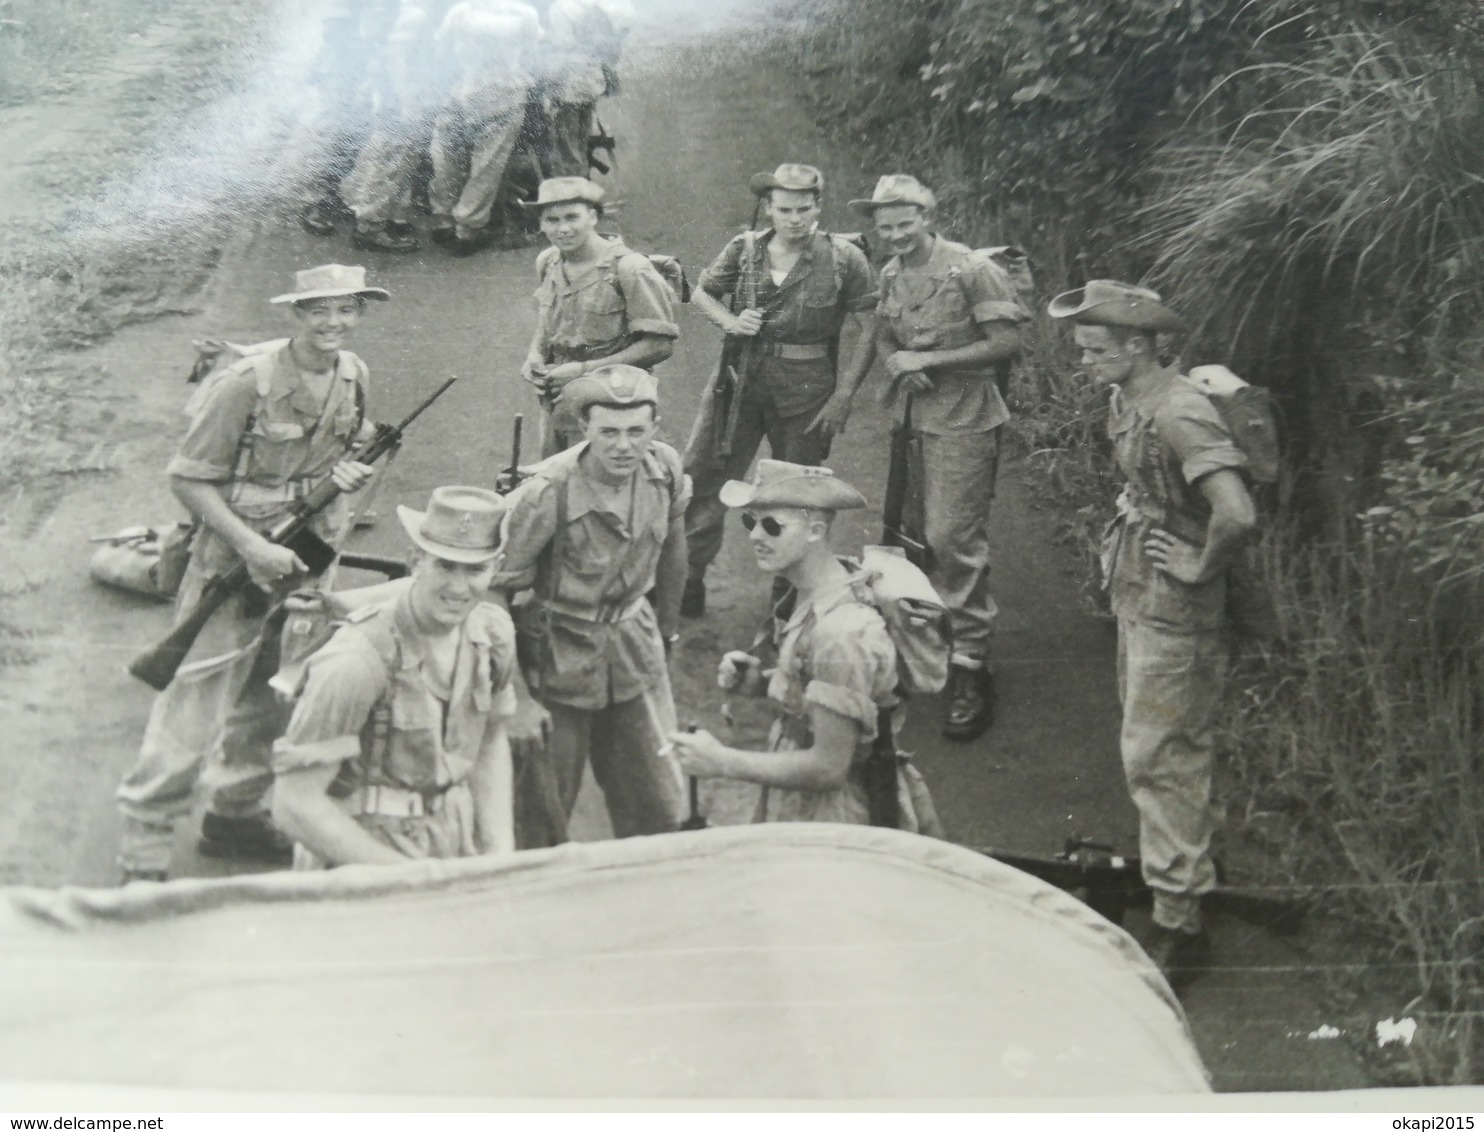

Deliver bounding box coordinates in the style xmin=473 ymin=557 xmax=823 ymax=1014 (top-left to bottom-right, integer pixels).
xmin=698 ymin=229 xmax=877 ymax=346
xmin=755 ymin=574 xmax=901 ymax=825
xmin=1106 ymin=371 xmax=1248 ymax=631
xmin=533 ymin=236 xmax=679 ymax=364
xmin=167 ymin=340 xmax=367 ymax=577
xmin=273 ymin=579 xmax=519 ymax=859
xmin=875 ymin=236 xmax=1028 ymax=436
xmin=495 ymin=439 xmax=691 ymax=709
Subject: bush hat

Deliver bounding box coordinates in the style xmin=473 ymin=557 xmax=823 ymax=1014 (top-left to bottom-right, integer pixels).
xmin=519 ymin=176 xmax=608 ymax=212
xmin=750 ymin=163 xmax=825 ymax=197
xmin=848 ymin=174 xmax=937 ymax=214
xmin=562 ymin=364 xmax=659 ymax=418
xmin=396 ymin=486 xmax=505 ymax=564
xmin=1047 ymin=279 xmax=1187 ymax=334
xmin=719 ymin=459 xmax=868 ymax=512
xmin=269 ymin=264 xmax=390 ymax=305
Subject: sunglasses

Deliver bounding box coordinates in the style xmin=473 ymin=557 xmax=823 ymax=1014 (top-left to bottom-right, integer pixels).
xmin=739 ymin=512 xmax=786 ymax=537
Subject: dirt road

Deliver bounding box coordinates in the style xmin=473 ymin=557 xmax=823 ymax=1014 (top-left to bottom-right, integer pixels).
xmin=0 ymin=0 xmax=1376 ymax=1092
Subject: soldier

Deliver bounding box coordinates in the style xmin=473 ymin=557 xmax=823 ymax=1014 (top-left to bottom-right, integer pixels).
xmin=519 ymin=177 xmax=679 ymax=458
xmin=494 ymin=364 xmax=687 ymax=844
xmin=679 ymin=163 xmax=877 ymax=618
xmin=115 ymin=264 xmax=383 ymax=883
xmin=336 ymin=0 xmax=446 ymax=253
xmin=668 ymin=460 xmax=938 ymax=832
xmin=537 ymin=0 xmax=634 ymax=179
xmin=427 ymin=0 xmax=543 ymax=256
xmin=272 ymin=486 xmax=519 ymax=865
xmin=850 ymin=174 xmax=1029 ymax=741
xmin=1049 ymin=279 xmax=1258 ymax=983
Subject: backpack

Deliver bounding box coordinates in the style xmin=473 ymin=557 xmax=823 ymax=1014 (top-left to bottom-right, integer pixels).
xmin=848 ymin=545 xmax=952 ymax=697
xmin=1184 ymin=364 xmax=1280 ymax=485
xmin=837 ymin=233 xmax=1036 ymax=308
xmin=269 ymin=580 xmax=408 ymax=703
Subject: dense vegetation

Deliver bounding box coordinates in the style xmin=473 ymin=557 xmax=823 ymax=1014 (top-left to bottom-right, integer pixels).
xmin=787 ymin=0 xmax=1484 ymax=1083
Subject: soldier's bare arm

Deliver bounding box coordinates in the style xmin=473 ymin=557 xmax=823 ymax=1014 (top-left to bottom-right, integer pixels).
xmin=669 ymin=705 xmax=857 ymax=791
xmin=469 ymin=722 xmax=516 ymax=855
xmin=273 ymin=761 xmax=408 ymax=867
xmin=171 ymin=476 xmax=307 ymax=585
xmin=652 ymin=514 xmax=689 ymax=642
xmin=1144 ymin=469 xmax=1257 ymax=585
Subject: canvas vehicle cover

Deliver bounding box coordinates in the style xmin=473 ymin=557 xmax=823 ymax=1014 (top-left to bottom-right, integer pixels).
xmin=0 ymin=825 xmax=1209 ymax=1099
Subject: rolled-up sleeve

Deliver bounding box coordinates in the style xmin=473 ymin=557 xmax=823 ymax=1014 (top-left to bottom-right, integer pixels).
xmin=618 ymin=256 xmax=680 ymax=339
xmin=165 ymin=369 xmax=258 ymax=482
xmin=1158 ymin=395 xmax=1248 ymax=486
xmin=273 ymin=631 xmax=387 ymax=774
xmin=490 ymin=476 xmax=559 ymax=593
xmin=962 ymin=255 xmax=1029 ymax=327
xmin=837 ymin=242 xmax=878 ymax=314
xmin=801 ymin=608 xmax=897 ymax=740
xmin=697 ymin=235 xmax=745 ymax=301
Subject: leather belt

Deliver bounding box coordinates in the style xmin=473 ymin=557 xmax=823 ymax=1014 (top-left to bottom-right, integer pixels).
xmin=231 ymin=478 xmax=315 ymax=507
xmin=360 ymin=783 xmax=449 ymax=818
xmin=755 ymin=341 xmax=830 ymax=360
xmin=549 ymin=339 xmax=629 ymax=364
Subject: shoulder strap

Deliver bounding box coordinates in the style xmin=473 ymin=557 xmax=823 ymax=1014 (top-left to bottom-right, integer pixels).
xmin=229 ymin=350 xmax=281 ymax=483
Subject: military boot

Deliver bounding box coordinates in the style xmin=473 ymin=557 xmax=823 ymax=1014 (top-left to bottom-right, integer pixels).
xmin=1142 ymin=924 xmax=1211 ymax=995
xmin=197 ymin=812 xmax=294 ymax=867
xmin=680 ymin=576 xmax=706 ymax=619
xmin=352 ymin=221 xmax=419 ymax=254
xmin=942 ymin=664 xmax=996 ymax=741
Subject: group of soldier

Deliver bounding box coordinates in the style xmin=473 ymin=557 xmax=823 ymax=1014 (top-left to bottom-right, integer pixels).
xmin=111 ymin=157 xmax=1259 ymax=988
xmin=286 ymin=0 xmax=632 ymax=256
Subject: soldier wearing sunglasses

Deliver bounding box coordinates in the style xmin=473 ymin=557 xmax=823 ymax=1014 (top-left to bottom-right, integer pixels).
xmin=667 ymin=460 xmax=937 ymax=831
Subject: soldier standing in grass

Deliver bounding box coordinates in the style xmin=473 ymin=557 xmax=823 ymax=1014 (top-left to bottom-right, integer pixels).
xmin=851 ymin=174 xmax=1029 ymax=742
xmin=679 ymin=162 xmax=877 ymax=619
xmin=519 ymin=177 xmax=679 ymax=458
xmin=114 ymin=264 xmax=383 ymax=883
xmin=1049 ymin=279 xmax=1258 ymax=986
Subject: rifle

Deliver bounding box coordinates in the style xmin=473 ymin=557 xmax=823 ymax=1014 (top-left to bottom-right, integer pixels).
xmin=495 ymin=412 xmax=525 ymax=495
xmin=711 ymin=202 xmax=764 ymax=459
xmin=880 ymin=393 xmax=935 ymax=573
xmin=972 ymin=838 xmax=1308 ymax=934
xmin=128 ymin=377 xmax=459 ymax=692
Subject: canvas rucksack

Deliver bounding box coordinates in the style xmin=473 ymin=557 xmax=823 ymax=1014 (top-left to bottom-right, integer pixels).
xmin=1183 ymin=364 xmax=1281 ymax=485
xmin=847 ymin=545 xmax=952 ymax=698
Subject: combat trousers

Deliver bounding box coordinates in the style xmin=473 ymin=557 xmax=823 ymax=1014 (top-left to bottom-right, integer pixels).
xmin=116 ymin=565 xmax=287 ymax=872
xmin=428 ymin=82 xmax=526 ymax=237
xmin=278 ymin=82 xmax=373 ymax=207
xmin=683 ymin=379 xmax=834 ymax=577
xmin=918 ymin=428 xmax=1001 ymax=667
xmin=517 ymin=679 xmax=683 ymax=848
xmin=1115 ymin=617 xmax=1227 ymax=933
xmin=339 ymin=109 xmax=433 ymax=226
xmin=542 ymin=99 xmax=595 ymax=179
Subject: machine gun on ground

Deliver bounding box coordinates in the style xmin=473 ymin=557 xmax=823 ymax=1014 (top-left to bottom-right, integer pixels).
xmin=127 ymin=377 xmax=459 ymax=692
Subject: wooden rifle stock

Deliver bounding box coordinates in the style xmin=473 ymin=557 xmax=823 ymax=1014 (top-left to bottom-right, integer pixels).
xmin=127 ymin=377 xmax=459 ymax=691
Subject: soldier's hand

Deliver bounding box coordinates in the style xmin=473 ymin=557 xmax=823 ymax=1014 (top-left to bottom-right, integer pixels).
xmin=330 ymin=459 xmax=375 ymax=493
xmin=729 ymin=309 xmax=764 ymax=337
xmin=885 ymin=350 xmax=932 ymax=379
xmin=718 ymin=650 xmax=763 ymax=693
xmin=807 ymin=392 xmax=853 ymax=438
xmin=506 ymin=695 xmax=553 ymax=758
xmin=244 ymin=538 xmax=308 ymax=589
xmin=544 ymin=362 xmax=587 ymax=397
xmin=521 ymin=359 xmax=551 ymax=395
xmin=668 ymin=727 xmax=729 ymax=778
xmin=1144 ymin=528 xmax=1208 ymax=584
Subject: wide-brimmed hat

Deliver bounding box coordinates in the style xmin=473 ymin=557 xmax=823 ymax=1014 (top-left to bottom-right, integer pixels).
xmin=750 ymin=163 xmax=825 ymax=197
xmin=560 ymin=364 xmax=659 ymax=418
xmin=1047 ymin=279 xmax=1187 ymax=334
xmin=518 ymin=176 xmax=609 ymax=213
xmin=395 ymin=486 xmax=505 ymax=564
xmin=719 ymin=459 xmax=867 ymax=512
xmin=269 ymin=263 xmax=390 ymax=305
xmin=847 ymin=174 xmax=936 ymax=214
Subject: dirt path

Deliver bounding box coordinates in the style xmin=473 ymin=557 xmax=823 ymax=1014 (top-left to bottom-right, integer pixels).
xmin=0 ymin=0 xmax=1378 ymax=1094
